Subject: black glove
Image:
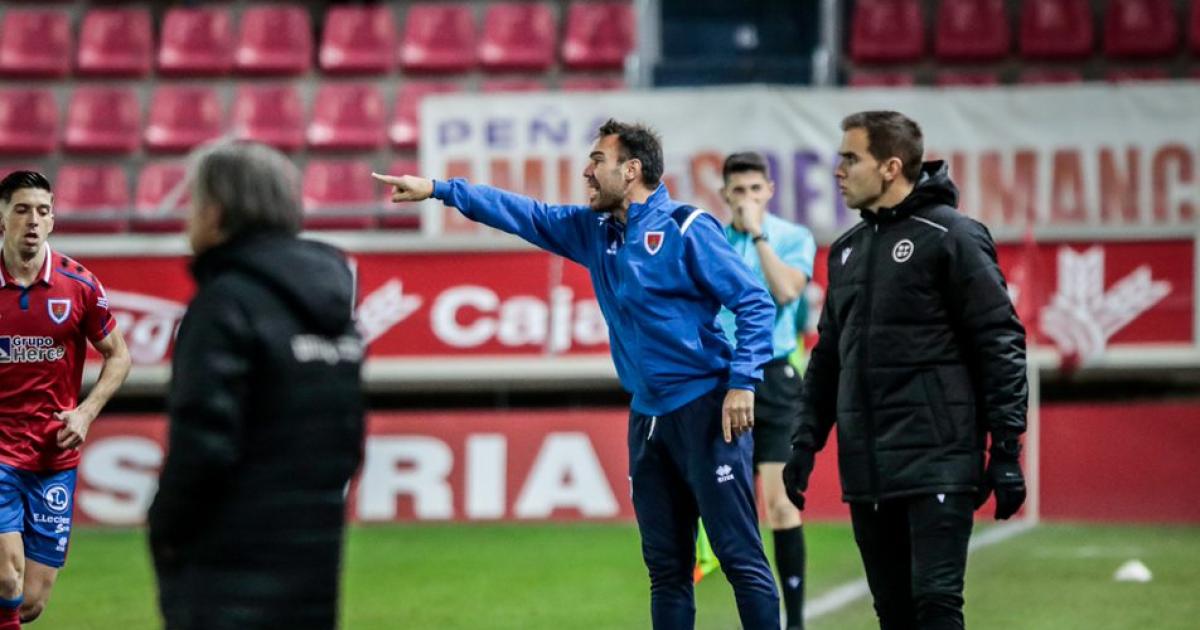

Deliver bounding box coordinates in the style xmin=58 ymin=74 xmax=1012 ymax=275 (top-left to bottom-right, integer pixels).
xmin=977 ymin=437 xmax=1026 ymax=520
xmin=782 ymin=447 xmax=815 ymax=511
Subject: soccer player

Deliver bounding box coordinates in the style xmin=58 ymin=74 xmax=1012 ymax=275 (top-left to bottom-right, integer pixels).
xmin=716 ymin=152 xmax=815 ymax=630
xmin=375 ymin=119 xmax=782 ymax=630
xmin=0 ymin=171 xmax=131 ymax=628
xmin=784 ymin=111 xmax=1027 ymax=629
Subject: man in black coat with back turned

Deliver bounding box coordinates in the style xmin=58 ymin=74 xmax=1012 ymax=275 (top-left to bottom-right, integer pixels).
xmin=783 ymin=111 xmax=1027 ymax=630
xmin=148 ymin=142 xmax=365 ymax=630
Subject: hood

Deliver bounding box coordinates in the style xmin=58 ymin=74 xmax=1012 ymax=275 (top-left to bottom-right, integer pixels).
xmin=192 ymin=233 xmax=355 ymax=336
xmin=866 ymin=160 xmax=959 ymax=223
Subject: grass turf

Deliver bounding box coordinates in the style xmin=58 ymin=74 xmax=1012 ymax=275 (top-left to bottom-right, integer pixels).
xmin=36 ymin=522 xmax=1200 ymax=629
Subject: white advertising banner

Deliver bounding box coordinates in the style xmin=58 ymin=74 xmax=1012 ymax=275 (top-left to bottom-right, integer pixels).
xmin=419 ymin=84 xmax=1200 ymax=240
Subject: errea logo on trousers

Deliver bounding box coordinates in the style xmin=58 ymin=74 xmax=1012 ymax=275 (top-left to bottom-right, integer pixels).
xmin=715 ymin=465 xmax=734 ymax=484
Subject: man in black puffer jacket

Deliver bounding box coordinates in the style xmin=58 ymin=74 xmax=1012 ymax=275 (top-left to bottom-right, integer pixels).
xmin=783 ymin=111 xmax=1027 ymax=630
xmin=148 ymin=142 xmax=365 ymax=630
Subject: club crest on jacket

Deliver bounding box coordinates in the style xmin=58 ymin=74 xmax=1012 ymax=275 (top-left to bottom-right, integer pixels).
xmin=644 ymin=231 xmax=665 ymax=255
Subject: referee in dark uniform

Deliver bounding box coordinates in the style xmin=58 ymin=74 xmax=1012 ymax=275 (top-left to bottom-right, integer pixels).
xmin=784 ymin=112 xmax=1028 ymax=630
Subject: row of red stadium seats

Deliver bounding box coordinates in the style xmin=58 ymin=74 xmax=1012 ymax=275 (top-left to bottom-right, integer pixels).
xmin=0 ymin=79 xmax=623 ymax=156
xmin=0 ymin=159 xmax=420 ymax=233
xmin=0 ymin=2 xmax=633 ymax=78
xmin=852 ymin=0 xmax=1200 ymax=63
xmin=850 ymin=66 xmax=1199 ymax=87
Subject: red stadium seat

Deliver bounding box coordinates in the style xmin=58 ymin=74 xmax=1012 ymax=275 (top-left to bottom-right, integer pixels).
xmin=934 ymin=0 xmax=1010 ymax=62
xmin=233 ymin=84 xmax=305 ymax=151
xmin=389 ymin=81 xmax=461 ymax=150
xmin=145 ymin=86 xmax=224 ymax=153
xmin=53 ymin=164 xmax=130 ymax=233
xmin=847 ymin=71 xmax=917 ymax=87
xmin=63 ymin=87 xmax=141 ymax=155
xmin=158 ymin=7 xmax=235 ymax=77
xmin=1017 ymin=68 xmax=1085 ymax=84
xmin=1019 ymin=0 xmax=1094 ymax=60
xmin=935 ymin=71 xmax=1002 ymax=86
xmin=235 ymin=5 xmax=313 ymax=75
xmin=1106 ymin=67 xmax=1171 ymax=82
xmin=320 ymin=5 xmax=397 ymax=75
xmin=379 ymin=158 xmax=421 ymax=230
xmin=133 ymin=162 xmax=189 ymax=233
xmin=562 ymin=2 xmax=635 ymax=70
xmin=479 ymin=3 xmax=557 ymax=71
xmin=481 ymin=78 xmax=549 ymax=93
xmin=77 ymin=8 xmax=153 ymax=77
xmin=400 ymin=3 xmax=477 ymax=73
xmin=850 ymin=0 xmax=925 ymax=63
xmin=561 ymin=76 xmax=626 ymax=91
xmin=0 ymin=90 xmax=58 ymax=155
xmin=0 ymin=10 xmax=71 ymax=78
xmin=302 ymin=159 xmax=377 ymax=230
xmin=1104 ymin=0 xmax=1179 ymax=59
xmin=308 ymin=83 xmax=386 ymax=151
xmin=1192 ymin=0 xmax=1200 ymax=54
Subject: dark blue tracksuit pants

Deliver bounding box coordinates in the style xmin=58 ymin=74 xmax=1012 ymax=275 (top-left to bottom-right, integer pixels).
xmin=628 ymin=388 xmax=780 ymax=630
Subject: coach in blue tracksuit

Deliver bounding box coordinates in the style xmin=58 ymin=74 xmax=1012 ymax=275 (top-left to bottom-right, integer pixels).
xmin=374 ymin=119 xmax=780 ymax=630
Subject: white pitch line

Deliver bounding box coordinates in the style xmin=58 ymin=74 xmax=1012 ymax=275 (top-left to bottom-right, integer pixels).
xmin=803 ymin=519 xmax=1037 ymax=623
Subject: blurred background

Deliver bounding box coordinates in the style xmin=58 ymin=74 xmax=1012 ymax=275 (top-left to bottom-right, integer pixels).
xmin=1 ymin=0 xmax=1197 ymax=628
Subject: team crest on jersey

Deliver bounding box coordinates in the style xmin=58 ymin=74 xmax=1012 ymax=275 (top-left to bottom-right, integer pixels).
xmin=644 ymin=231 xmax=665 ymax=255
xmin=892 ymin=239 xmax=915 ymax=263
xmin=47 ymin=299 xmax=71 ymax=324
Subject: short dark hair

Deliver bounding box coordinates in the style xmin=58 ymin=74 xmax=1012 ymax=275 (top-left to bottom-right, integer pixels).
xmin=0 ymin=171 xmax=52 ymax=204
xmin=841 ymin=111 xmax=924 ymax=183
xmin=597 ymin=119 xmax=664 ymax=187
xmin=722 ymin=152 xmax=771 ymax=183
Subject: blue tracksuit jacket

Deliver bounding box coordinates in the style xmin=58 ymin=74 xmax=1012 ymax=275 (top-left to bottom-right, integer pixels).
xmin=433 ymin=179 xmax=775 ymax=416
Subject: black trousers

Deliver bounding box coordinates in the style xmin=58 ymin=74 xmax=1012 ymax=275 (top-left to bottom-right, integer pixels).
xmin=849 ymin=493 xmax=974 ymax=630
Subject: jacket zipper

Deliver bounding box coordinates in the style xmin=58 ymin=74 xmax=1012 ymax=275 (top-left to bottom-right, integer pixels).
xmin=859 ymin=223 xmax=882 ymax=503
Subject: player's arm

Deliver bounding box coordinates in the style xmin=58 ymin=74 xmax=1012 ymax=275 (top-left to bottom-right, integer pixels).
xmin=683 ymin=212 xmax=775 ymax=441
xmin=56 ymin=328 xmax=132 ymax=449
xmin=754 ymin=233 xmax=810 ymax=305
xmin=148 ymin=286 xmax=252 ymax=557
xmin=373 ymin=173 xmax=595 ymax=265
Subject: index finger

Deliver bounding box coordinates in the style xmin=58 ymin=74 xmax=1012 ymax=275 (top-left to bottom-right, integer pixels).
xmin=721 ymin=406 xmax=733 ymax=443
xmin=371 ymin=172 xmax=404 ymax=186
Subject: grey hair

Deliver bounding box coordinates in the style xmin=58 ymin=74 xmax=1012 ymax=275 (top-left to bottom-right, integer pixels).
xmin=189 ymin=141 xmax=303 ymax=237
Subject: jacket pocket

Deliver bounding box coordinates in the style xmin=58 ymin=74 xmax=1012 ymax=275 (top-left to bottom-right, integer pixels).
xmin=920 ymin=370 xmax=955 ymax=445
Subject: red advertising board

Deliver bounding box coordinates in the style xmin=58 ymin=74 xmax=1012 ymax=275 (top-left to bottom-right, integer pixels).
xmin=76 ymin=238 xmax=1196 ymax=370
xmin=72 ymin=402 xmax=1199 ymax=526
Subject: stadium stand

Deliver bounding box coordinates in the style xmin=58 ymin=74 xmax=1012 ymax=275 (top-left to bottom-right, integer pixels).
xmin=53 ymin=164 xmax=130 ymax=233
xmin=158 ymin=7 xmax=235 ymax=77
xmin=63 ymin=87 xmax=141 ymax=155
xmin=235 ymin=4 xmax=313 ymax=75
xmin=479 ymin=3 xmax=558 ymax=71
xmin=233 ymin=84 xmax=306 ymax=152
xmin=145 ymin=86 xmax=225 ymax=154
xmin=320 ymin=5 xmax=397 ymax=75
xmin=1019 ymin=0 xmax=1095 ymax=60
xmin=77 ymin=7 xmax=153 ymax=77
xmin=302 ymin=159 xmax=378 ymax=230
xmin=934 ymin=0 xmax=1010 ymax=62
xmin=562 ymin=2 xmax=635 ymax=70
xmin=133 ymin=162 xmax=190 ymax=233
xmin=307 ymin=83 xmax=387 ymax=151
xmin=0 ymin=89 xmax=58 ymax=155
xmin=0 ymin=9 xmax=71 ymax=78
xmin=1104 ymin=0 xmax=1179 ymax=59
xmin=389 ymin=81 xmax=462 ymax=150
xmin=849 ymin=0 xmax=925 ymax=63
xmin=400 ymin=3 xmax=477 ymax=73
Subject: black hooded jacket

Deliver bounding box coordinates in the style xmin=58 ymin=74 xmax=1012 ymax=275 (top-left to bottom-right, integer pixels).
xmin=148 ymin=233 xmax=364 ymax=630
xmin=794 ymin=162 xmax=1027 ymax=503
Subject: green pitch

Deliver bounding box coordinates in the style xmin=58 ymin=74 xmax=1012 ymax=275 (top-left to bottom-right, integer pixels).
xmin=37 ymin=523 xmax=1200 ymax=629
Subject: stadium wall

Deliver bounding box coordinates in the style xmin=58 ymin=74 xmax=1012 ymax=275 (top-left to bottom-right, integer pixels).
xmin=70 ymin=401 xmax=1200 ymax=527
